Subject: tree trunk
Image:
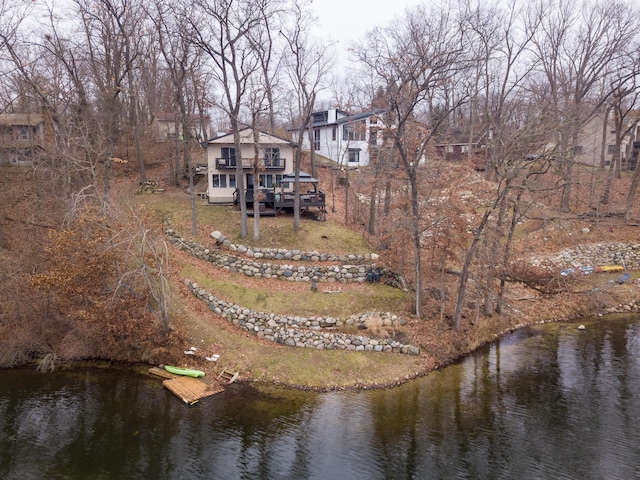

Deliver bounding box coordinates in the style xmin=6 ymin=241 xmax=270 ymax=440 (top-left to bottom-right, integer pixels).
xmin=308 ymin=122 xmax=317 ymax=179
xmin=625 ymin=163 xmax=640 ymax=223
xmin=408 ymin=169 xmax=423 ymax=318
xmin=601 ymin=144 xmax=618 ymax=205
xmin=454 ymin=209 xmax=492 ymax=330
xmin=560 ymin=160 xmax=573 ymax=213
xmin=230 ymin=116 xmax=247 ymax=238
xmin=252 ymin=126 xmax=261 ymax=241
xmin=293 ymin=148 xmax=301 ymax=231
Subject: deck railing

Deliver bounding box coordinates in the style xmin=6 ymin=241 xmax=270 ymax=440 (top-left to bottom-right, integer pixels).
xmin=245 ymin=188 xmax=326 ymax=209
xmin=216 ymin=158 xmax=287 ymax=171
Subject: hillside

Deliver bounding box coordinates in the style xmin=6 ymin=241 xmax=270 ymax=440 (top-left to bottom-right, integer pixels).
xmin=1 ymin=160 xmax=640 ymax=389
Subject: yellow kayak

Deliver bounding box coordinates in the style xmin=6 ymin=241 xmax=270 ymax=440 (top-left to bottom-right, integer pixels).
xmin=596 ymin=265 xmax=624 ymax=273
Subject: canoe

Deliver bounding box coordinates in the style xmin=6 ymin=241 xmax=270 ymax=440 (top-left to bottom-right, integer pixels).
xmin=164 ymin=365 xmax=205 ymax=378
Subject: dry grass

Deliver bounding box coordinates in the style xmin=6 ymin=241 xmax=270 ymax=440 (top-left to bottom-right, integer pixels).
xmin=170 ymin=279 xmax=429 ymax=390
xmin=128 ymin=185 xmax=373 ymax=254
xmin=179 ymin=262 xmax=411 ymax=319
xmin=133 ymin=161 xmax=640 ymax=390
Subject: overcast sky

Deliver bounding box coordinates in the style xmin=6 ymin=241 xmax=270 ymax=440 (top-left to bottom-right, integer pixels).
xmin=308 ymin=0 xmax=423 ymax=69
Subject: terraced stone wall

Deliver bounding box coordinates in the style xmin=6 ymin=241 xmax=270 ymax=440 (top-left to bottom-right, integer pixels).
xmin=186 ymin=280 xmax=420 ymax=355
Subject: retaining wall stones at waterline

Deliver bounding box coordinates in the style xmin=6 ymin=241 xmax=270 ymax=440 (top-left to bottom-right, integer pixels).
xmin=186 ymin=280 xmax=421 ymax=355
xmin=528 ymin=242 xmax=640 ymax=271
xmin=165 ymin=226 xmax=403 ymax=286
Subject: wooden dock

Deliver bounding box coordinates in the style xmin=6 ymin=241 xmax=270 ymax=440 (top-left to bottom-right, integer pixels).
xmin=149 ymin=367 xmax=224 ymax=405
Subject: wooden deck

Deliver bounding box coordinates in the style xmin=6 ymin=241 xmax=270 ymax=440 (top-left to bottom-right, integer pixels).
xmin=149 ymin=367 xmax=224 ymax=405
xmin=244 ymin=189 xmax=326 ymax=219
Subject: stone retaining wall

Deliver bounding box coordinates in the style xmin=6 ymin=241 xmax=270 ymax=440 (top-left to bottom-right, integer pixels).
xmin=186 ymin=280 xmax=420 ymax=355
xmin=210 ymin=230 xmax=378 ymax=263
xmin=528 ymin=242 xmax=640 ymax=270
xmin=166 ymin=225 xmax=402 ymax=285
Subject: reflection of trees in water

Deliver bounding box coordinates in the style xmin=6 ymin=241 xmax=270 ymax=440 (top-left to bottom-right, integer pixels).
xmin=4 ymin=321 xmax=640 ymax=479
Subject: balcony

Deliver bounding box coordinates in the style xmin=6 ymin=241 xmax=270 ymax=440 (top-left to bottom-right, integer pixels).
xmin=216 ymin=157 xmax=287 ymax=171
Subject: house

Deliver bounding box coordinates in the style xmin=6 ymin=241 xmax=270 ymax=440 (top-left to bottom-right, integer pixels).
xmin=0 ymin=113 xmax=46 ymax=164
xmin=206 ymin=128 xmax=294 ymax=204
xmin=571 ymin=113 xmax=640 ymax=169
xmin=205 ymin=128 xmax=325 ymax=216
xmin=295 ymin=108 xmax=387 ymax=166
xmin=435 ymin=128 xmax=490 ymax=169
xmin=151 ymin=112 xmax=210 ymax=143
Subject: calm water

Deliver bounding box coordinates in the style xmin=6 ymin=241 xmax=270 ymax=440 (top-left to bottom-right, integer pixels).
xmin=2 ymin=315 xmax=640 ymax=480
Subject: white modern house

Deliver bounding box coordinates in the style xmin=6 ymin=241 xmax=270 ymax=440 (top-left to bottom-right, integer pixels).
xmin=205 ymin=128 xmax=295 ymax=204
xmin=295 ymin=108 xmax=387 ymax=166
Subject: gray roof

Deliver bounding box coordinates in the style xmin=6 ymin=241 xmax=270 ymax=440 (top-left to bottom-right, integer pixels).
xmin=281 ymin=171 xmax=318 ymax=183
xmin=0 ymin=113 xmax=44 ymax=127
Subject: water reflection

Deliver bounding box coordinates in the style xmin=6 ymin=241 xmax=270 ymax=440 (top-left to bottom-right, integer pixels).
xmin=2 ymin=316 xmax=640 ymax=479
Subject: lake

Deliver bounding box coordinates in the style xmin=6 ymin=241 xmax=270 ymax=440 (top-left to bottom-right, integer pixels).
xmin=2 ymin=314 xmax=640 ymax=479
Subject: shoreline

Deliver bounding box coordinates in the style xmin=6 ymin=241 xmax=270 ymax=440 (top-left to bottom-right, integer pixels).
xmin=10 ymin=305 xmax=640 ymax=394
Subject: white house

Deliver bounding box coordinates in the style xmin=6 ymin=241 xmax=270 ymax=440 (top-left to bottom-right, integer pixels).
xmin=296 ymin=108 xmax=387 ymax=166
xmin=206 ymin=128 xmax=295 ymax=204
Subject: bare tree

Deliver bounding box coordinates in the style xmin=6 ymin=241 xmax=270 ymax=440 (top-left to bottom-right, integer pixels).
xmin=528 ymin=0 xmax=636 ymax=212
xmin=190 ymin=0 xmax=274 ymax=238
xmin=356 ymin=4 xmax=469 ymax=318
xmin=601 ymin=63 xmax=640 ymax=205
xmin=281 ymin=0 xmax=331 ymax=231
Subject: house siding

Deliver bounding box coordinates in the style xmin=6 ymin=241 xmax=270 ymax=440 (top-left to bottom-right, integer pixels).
xmin=299 ymin=109 xmax=385 ymax=166
xmin=206 ymin=129 xmax=295 ymax=204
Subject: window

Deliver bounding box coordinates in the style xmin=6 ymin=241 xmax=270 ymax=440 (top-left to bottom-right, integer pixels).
xmin=13 ymin=127 xmax=28 ymax=142
xmin=312 ymin=111 xmax=328 ymax=124
xmin=259 ymin=174 xmax=285 ymax=188
xmin=461 ymin=145 xmax=469 ymax=153
xmin=370 ymin=116 xmax=378 ymax=125
xmin=369 ymin=129 xmax=378 ymax=145
xmin=313 ymin=129 xmax=320 ymax=151
xmin=212 ymin=174 xmax=227 ymax=188
xmin=342 ymin=124 xmax=350 ymax=141
xmin=607 ymin=144 xmax=615 ymax=155
xmin=332 ymin=126 xmax=337 ymax=141
xmin=229 ymin=174 xmax=236 ymax=188
xmin=264 ymin=148 xmax=280 ymax=166
xmin=221 ymin=147 xmax=236 ymax=166
xmin=348 ymin=148 xmax=360 ymax=163
xmin=445 ymin=145 xmax=454 ymax=153
xmin=343 ymin=120 xmax=366 ymax=141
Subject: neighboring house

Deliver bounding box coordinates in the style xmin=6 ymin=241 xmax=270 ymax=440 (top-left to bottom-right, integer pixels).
xmin=0 ymin=113 xmax=45 ymax=164
xmin=435 ymin=128 xmax=489 ymax=169
xmin=572 ymin=113 xmax=640 ymax=169
xmin=206 ymin=128 xmax=295 ymax=204
xmin=295 ymin=108 xmax=387 ymax=167
xmin=151 ymin=112 xmax=210 ymax=143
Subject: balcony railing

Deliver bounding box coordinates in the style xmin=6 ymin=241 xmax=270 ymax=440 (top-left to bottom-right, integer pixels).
xmin=216 ymin=157 xmax=287 ymax=171
xmin=245 ymin=188 xmax=326 ymax=209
